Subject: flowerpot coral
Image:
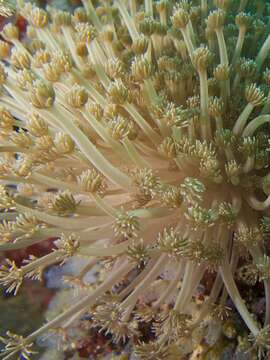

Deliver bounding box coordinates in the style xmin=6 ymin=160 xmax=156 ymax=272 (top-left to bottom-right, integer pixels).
xmin=1 ymin=0 xmax=270 ymax=358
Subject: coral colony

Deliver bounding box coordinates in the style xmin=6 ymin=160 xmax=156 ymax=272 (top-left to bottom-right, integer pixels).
xmin=2 ymin=0 xmax=270 ymax=358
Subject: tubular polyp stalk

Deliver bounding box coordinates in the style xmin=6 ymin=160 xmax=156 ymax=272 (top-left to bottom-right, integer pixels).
xmin=174 ymin=261 xmax=195 ymax=311
xmin=78 ymin=241 xmax=133 ymax=257
xmin=198 ymin=70 xmax=211 ymax=140
xmin=233 ymin=103 xmax=254 ymax=135
xmin=62 ymin=27 xmax=85 ymax=71
xmin=261 ymin=95 xmax=270 ymax=115
xmin=153 ymin=261 xmax=185 ymax=308
xmin=180 ymin=28 xmax=195 ymax=62
xmin=115 ymin=0 xmax=139 ymax=41
xmin=181 ymin=265 xmax=205 ymax=311
xmin=238 ymin=0 xmax=249 ymax=12
xmin=129 ymin=0 xmax=137 ymax=18
xmin=145 ymin=0 xmax=153 ymax=18
xmin=191 ymin=274 xmax=223 ymax=327
xmin=124 ymin=103 xmax=162 ymax=145
xmin=256 ymin=34 xmax=270 ymax=71
xmin=242 ymin=115 xmax=270 ymax=137
xmin=120 ymin=255 xmax=168 ymax=308
xmin=201 ymin=0 xmax=207 ymax=19
xmin=232 ymin=27 xmax=246 ymax=68
xmin=81 ymin=0 xmax=102 ymax=31
xmin=122 ymin=138 xmax=152 ymax=168
xmin=50 ymin=106 xmax=132 ymax=190
xmin=220 ymin=260 xmax=260 ymax=336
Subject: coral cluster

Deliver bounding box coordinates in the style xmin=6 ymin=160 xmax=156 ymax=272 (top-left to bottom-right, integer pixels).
xmin=1 ymin=0 xmax=270 ymax=358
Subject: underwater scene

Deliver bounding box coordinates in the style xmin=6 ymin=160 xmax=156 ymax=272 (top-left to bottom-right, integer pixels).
xmin=1 ymin=0 xmax=270 ymax=359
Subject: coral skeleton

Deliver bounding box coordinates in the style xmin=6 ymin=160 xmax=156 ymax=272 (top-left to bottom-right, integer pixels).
xmin=1 ymin=0 xmax=270 ymax=358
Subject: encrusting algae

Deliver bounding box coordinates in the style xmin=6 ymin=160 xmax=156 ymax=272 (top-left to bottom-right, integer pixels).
xmin=1 ymin=0 xmax=270 ymax=358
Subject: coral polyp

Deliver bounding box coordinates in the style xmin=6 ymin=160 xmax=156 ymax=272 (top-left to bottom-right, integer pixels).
xmin=1 ymin=0 xmax=270 ymax=358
